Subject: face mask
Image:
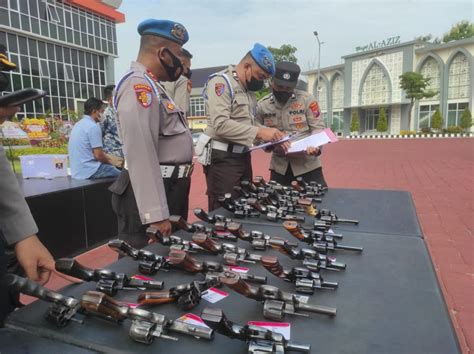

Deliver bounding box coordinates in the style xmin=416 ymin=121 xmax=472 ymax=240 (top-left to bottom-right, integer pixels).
xmin=159 ymin=48 xmax=183 ymax=82
xmin=184 ymin=69 xmax=192 ymax=79
xmin=273 ymin=90 xmax=293 ymax=104
xmin=245 ymin=67 xmax=264 ymax=91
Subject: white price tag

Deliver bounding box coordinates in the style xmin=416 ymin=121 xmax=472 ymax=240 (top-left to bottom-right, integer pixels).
xmin=201 ymin=287 xmax=229 ymax=303
xmin=176 ymin=313 xmax=210 ymax=328
xmin=225 ymin=265 xmax=250 ymax=273
xmin=294 ymin=295 xmax=309 ymax=304
xmin=248 ymin=321 xmax=291 ymax=340
xmin=328 ymin=228 xmax=335 ymax=234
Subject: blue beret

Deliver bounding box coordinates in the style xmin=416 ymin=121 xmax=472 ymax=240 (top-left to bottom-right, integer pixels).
xmin=249 ymin=43 xmax=275 ymax=76
xmin=137 ymin=19 xmax=189 ymax=45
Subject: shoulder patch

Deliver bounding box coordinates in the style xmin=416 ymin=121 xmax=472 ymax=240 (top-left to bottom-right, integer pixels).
xmin=134 ymin=84 xmax=153 ymax=108
xmin=309 ymin=101 xmax=321 ymax=118
xmin=215 ymin=83 xmax=225 ymax=96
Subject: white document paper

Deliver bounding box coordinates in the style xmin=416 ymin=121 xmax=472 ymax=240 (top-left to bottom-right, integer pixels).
xmin=287 ymin=128 xmax=338 ymax=154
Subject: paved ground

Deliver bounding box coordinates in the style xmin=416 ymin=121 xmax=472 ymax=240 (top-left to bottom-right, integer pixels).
xmin=36 ymin=138 xmax=473 ymax=353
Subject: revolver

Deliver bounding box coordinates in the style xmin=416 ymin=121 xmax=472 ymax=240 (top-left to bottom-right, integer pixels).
xmin=314 ymin=208 xmax=359 ymax=225
xmin=219 ymin=271 xmax=336 ymax=321
xmin=283 ymin=221 xmax=363 ymax=253
xmin=226 ymin=222 xmax=297 ymax=251
xmin=6 ymin=274 xmax=83 ymax=327
xmin=80 ymin=291 xmax=214 ymax=344
xmin=167 ymin=249 xmax=267 ymax=284
xmin=55 ymin=258 xmax=164 ymax=296
xmin=261 ymin=256 xmax=338 ymax=294
xmin=137 ymin=278 xmax=218 ymax=310
xmin=267 ymin=238 xmax=346 ymax=271
xmin=193 ymin=208 xmax=233 ymax=225
xmin=146 ymin=226 xmax=204 ymax=253
xmin=192 ymin=232 xmax=262 ymax=265
xmin=170 ymin=215 xmax=238 ymax=242
xmin=108 ymin=239 xmax=170 ymax=275
xmin=201 ymin=307 xmax=310 ymax=354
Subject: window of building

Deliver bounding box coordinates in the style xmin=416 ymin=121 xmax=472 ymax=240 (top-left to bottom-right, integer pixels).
xmin=420 ymin=58 xmax=440 ymax=100
xmin=190 ymin=97 xmax=206 ymax=117
xmin=447 ymin=102 xmax=469 ymax=127
xmin=39 ymin=59 xmax=50 ymax=78
xmin=360 ymin=64 xmax=390 ymax=106
xmin=448 ymin=52 xmax=470 ymax=100
xmin=332 ymin=111 xmax=344 ymax=131
xmin=46 ymin=3 xmax=61 ymax=23
xmin=9 ymin=0 xmax=18 ymax=12
xmin=322 ymin=111 xmax=329 ymax=127
xmin=418 ymin=104 xmax=439 ymax=130
xmin=332 ymin=74 xmax=344 ymax=110
xmin=366 ymin=108 xmax=380 ymax=131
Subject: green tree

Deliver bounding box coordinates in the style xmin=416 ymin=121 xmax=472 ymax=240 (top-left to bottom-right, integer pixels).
xmin=399 ymin=72 xmax=437 ymax=130
xmin=442 ymin=20 xmax=474 ymax=42
xmin=267 ymin=44 xmax=298 ymax=64
xmin=431 ymin=109 xmax=443 ymax=131
xmin=255 ymin=87 xmax=270 ymax=101
xmin=460 ymin=107 xmax=472 ymax=132
xmin=350 ymin=111 xmax=360 ymax=133
xmin=376 ymin=107 xmax=388 ymax=132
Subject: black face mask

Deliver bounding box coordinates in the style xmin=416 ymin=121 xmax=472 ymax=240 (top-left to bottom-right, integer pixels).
xmin=245 ymin=67 xmax=264 ymax=91
xmin=0 ymin=71 xmax=9 ymax=92
xmin=160 ymin=48 xmax=183 ymax=82
xmin=184 ymin=69 xmax=192 ymax=79
xmin=273 ymin=90 xmax=293 ymax=104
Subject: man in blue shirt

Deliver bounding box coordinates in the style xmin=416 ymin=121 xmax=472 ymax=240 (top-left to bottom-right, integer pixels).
xmin=68 ymin=97 xmax=120 ymax=179
xmin=100 ymin=85 xmax=124 ymax=168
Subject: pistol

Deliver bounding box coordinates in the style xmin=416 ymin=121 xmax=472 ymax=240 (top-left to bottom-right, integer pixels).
xmin=193 ymin=208 xmax=218 ymax=224
xmin=137 ymin=278 xmax=218 ymax=310
xmin=146 ymin=226 xmax=204 ymax=253
xmin=261 ymin=256 xmax=338 ymax=294
xmin=219 ymin=271 xmax=336 ymax=321
xmin=201 ymin=307 xmax=310 ymax=353
xmin=167 ymin=249 xmax=267 ymax=284
xmin=226 ymin=222 xmax=297 ymax=251
xmin=170 ymin=215 xmax=238 ymax=242
xmin=283 ymin=221 xmax=363 ymax=253
xmin=315 ymin=208 xmax=359 ymax=225
xmin=6 ymin=274 xmax=83 ymax=327
xmin=55 ymin=258 xmax=164 ymax=296
xmin=81 ymin=291 xmax=213 ymax=344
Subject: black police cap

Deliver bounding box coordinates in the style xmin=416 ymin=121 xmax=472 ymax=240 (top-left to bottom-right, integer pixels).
xmin=273 ymin=61 xmax=300 ymax=88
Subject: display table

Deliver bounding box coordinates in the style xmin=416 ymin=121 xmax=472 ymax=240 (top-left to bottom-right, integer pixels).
xmin=16 ymin=176 xmax=118 ymax=258
xmin=211 ymin=188 xmax=423 ymax=238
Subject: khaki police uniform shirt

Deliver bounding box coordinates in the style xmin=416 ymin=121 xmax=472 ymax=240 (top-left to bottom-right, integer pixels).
xmin=161 ymin=75 xmax=191 ymax=115
xmin=256 ymin=90 xmax=325 ymax=176
xmin=115 ymin=61 xmax=193 ymax=224
xmin=204 ymin=65 xmax=259 ymax=147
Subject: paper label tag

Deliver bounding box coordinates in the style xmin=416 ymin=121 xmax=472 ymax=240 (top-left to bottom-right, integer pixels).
xmin=328 ymin=228 xmax=334 ymax=234
xmin=120 ymin=302 xmax=139 ymax=309
xmin=294 ymin=295 xmax=309 ymax=304
xmin=131 ymin=274 xmax=154 ymax=281
xmin=328 ymin=256 xmax=337 ymax=262
xmin=225 ymin=265 xmax=250 ymax=273
xmin=201 ymin=287 xmax=229 ymax=303
xmin=248 ymin=321 xmax=291 ymax=339
xmin=177 ymin=313 xmax=210 ymax=328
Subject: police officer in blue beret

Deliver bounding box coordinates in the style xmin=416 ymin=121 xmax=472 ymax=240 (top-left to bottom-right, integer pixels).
xmin=198 ymin=43 xmax=286 ymax=211
xmin=110 ymin=19 xmax=194 ymax=247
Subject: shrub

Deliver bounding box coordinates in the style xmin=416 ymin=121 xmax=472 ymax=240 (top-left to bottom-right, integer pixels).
xmin=460 ymin=108 xmax=472 ymax=131
xmin=0 ymin=138 xmax=31 ymax=146
xmin=350 ymin=111 xmax=360 ymax=132
xmin=445 ymin=126 xmax=463 ymax=134
xmin=431 ymin=109 xmax=443 ymax=130
xmin=376 ymin=107 xmax=388 ymax=132
xmin=6 ymin=146 xmax=68 ymax=161
xmin=420 ymin=127 xmax=431 ymax=134
xmin=400 ymin=130 xmax=417 ymax=136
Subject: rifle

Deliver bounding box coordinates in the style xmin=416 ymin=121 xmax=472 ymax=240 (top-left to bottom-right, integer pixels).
xmin=137 ymin=278 xmax=218 ymax=310
xmin=201 ymin=307 xmax=310 ymax=353
xmin=167 ymin=249 xmax=267 ymax=284
xmin=55 ymin=258 xmax=164 ymax=296
xmin=219 ymin=271 xmax=336 ymax=321
xmin=261 ymin=256 xmax=338 ymax=294
xmin=80 ymin=291 xmax=214 ymax=344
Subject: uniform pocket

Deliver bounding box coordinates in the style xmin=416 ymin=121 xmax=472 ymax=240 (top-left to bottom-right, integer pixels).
xmin=159 ymin=99 xmax=188 ymax=136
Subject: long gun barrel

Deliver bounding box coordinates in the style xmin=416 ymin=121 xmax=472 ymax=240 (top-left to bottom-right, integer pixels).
xmin=218 ymin=271 xmax=336 ymax=321
xmin=201 ymin=307 xmax=310 ymax=353
xmin=55 ymin=258 xmax=164 ymax=296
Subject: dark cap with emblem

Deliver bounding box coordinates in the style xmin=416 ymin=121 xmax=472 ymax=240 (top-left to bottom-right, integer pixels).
xmin=137 ymin=19 xmax=189 ymax=45
xmin=273 ymin=61 xmax=300 ymax=88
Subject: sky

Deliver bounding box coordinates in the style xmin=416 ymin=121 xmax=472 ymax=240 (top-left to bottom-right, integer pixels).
xmin=114 ymin=0 xmax=473 ymax=79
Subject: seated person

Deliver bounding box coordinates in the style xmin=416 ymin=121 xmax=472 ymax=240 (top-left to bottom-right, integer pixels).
xmin=68 ymin=97 xmax=120 ymax=179
xmin=100 ymin=84 xmax=124 ymax=168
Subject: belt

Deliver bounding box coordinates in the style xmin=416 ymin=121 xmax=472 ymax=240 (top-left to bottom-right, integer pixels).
xmin=212 ymin=140 xmax=248 ymax=154
xmin=160 ymin=163 xmax=194 ymax=178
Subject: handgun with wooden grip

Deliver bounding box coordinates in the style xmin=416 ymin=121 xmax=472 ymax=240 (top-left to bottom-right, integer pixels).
xmin=55 ymin=258 xmax=164 ymax=296
xmin=6 ymin=274 xmax=82 ymax=327
xmin=170 ymin=214 xmax=238 ymax=242
xmin=146 ymin=226 xmax=203 ymax=253
xmin=201 ymin=307 xmax=310 ymax=353
xmin=218 ymin=271 xmax=336 ymax=321
xmin=137 ymin=277 xmax=218 ymax=310
xmin=261 ymin=256 xmax=338 ymax=294
xmin=167 ymin=249 xmax=266 ymax=284
xmin=227 ymin=223 xmax=297 ymax=251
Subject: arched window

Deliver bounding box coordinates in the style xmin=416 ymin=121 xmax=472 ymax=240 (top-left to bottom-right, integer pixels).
xmin=420 ymin=57 xmax=440 ymax=100
xmin=360 ymin=64 xmax=390 ymax=106
xmin=331 ymin=74 xmax=344 ymax=131
xmin=447 ymin=52 xmax=471 ymax=127
xmin=315 ymin=79 xmax=328 ymax=126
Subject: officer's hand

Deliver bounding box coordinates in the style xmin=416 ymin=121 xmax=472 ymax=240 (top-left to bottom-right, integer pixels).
xmin=256 ymin=127 xmax=286 ymax=143
xmin=149 ymin=219 xmax=172 ymax=240
xmin=0 ymin=106 xmax=20 ymax=122
xmin=274 ymin=141 xmax=291 ymax=154
xmin=306 ymin=146 xmax=320 ymax=156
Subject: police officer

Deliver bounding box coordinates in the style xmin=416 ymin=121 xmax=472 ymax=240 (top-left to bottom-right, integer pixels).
xmin=256 ymin=61 xmax=327 ymax=186
xmin=161 ymin=48 xmax=192 ymax=115
xmin=110 ymin=19 xmax=194 ymax=248
xmin=202 ymin=44 xmax=286 ymax=211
